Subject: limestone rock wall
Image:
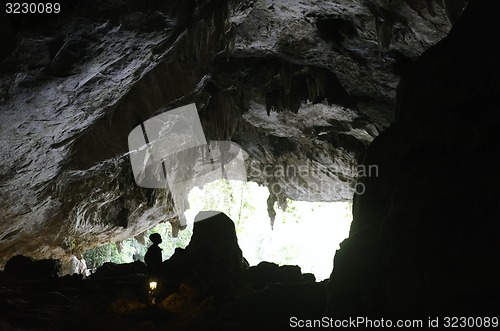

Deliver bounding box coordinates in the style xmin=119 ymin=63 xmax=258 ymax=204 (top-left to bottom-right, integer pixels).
xmin=1 ymin=0 xmax=453 ymax=264
xmin=0 ymin=0 xmax=236 ymax=265
xmin=328 ymin=0 xmax=500 ymax=317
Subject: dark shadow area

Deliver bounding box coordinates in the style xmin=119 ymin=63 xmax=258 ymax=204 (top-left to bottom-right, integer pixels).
xmin=327 ymin=0 xmax=500 ymax=320
xmin=315 ymin=17 xmax=358 ymax=46
xmin=0 ymin=212 xmax=326 ymax=331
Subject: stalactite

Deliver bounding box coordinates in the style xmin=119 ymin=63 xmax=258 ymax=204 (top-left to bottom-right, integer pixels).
xmin=256 ymin=60 xmax=352 ymax=114
xmin=266 ymin=185 xmax=277 ymax=229
xmin=281 ymin=62 xmax=293 ymax=96
xmin=115 ymin=241 xmax=123 ymax=253
xmin=443 ymin=0 xmax=466 ymax=24
xmin=375 ymin=18 xmax=393 ymax=54
xmin=425 ymin=0 xmax=437 ymax=17
xmin=134 ymin=232 xmax=146 ymax=245
xmin=306 ymin=76 xmax=318 ymax=103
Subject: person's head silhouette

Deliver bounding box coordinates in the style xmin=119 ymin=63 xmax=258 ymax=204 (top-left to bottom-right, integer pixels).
xmin=149 ymin=233 xmax=162 ymax=245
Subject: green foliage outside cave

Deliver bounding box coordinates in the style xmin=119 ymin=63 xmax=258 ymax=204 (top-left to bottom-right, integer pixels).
xmin=83 ymin=224 xmax=193 ymax=269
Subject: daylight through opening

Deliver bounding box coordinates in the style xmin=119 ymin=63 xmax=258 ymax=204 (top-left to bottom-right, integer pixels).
xmin=84 ymin=180 xmax=353 ymax=281
xmin=185 ymin=180 xmax=352 ymax=281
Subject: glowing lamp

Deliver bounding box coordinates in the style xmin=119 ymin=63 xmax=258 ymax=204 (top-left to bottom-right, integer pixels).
xmin=149 ymin=281 xmax=158 ymax=291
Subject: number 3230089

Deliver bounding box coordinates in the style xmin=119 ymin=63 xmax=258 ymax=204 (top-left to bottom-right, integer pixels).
xmin=443 ymin=316 xmax=499 ymax=328
xmin=6 ymin=2 xmax=61 ymax=14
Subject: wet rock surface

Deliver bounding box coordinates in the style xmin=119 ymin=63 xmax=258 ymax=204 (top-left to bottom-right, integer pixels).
xmin=0 ymin=0 xmax=454 ymax=263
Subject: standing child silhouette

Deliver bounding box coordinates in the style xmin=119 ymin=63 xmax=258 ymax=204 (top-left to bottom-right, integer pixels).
xmin=144 ymin=233 xmax=163 ymax=281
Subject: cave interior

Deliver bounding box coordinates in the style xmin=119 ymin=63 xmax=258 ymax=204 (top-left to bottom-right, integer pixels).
xmin=0 ymin=0 xmax=499 ymax=330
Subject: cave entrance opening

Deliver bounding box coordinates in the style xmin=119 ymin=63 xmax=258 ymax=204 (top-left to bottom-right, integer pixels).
xmin=83 ymin=180 xmax=353 ymax=281
xmin=183 ymin=180 xmax=352 ymax=281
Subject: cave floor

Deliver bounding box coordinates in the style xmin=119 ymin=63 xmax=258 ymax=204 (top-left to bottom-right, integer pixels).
xmin=0 ymin=275 xmax=174 ymax=331
xmin=0 ymin=274 xmax=327 ymax=331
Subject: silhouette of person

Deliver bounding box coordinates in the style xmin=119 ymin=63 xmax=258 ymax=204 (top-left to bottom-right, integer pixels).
xmin=144 ymin=233 xmax=163 ymax=281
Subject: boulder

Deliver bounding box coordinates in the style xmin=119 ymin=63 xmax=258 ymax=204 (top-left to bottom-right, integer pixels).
xmin=90 ymin=260 xmax=147 ymax=279
xmin=232 ymin=262 xmax=316 ymax=298
xmin=160 ymin=212 xmax=247 ymax=298
xmin=3 ymin=255 xmax=61 ymax=280
xmin=238 ymin=262 xmax=303 ymax=289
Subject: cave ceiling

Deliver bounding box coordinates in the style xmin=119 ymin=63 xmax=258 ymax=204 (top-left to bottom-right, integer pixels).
xmin=0 ymin=0 xmax=459 ymax=264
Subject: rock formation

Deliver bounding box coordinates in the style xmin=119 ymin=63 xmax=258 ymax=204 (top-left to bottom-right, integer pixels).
xmin=328 ymin=0 xmax=500 ymax=318
xmin=2 ymin=255 xmax=61 ymax=280
xmin=0 ymin=0 xmax=454 ymax=264
xmin=160 ymin=211 xmax=248 ymax=299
